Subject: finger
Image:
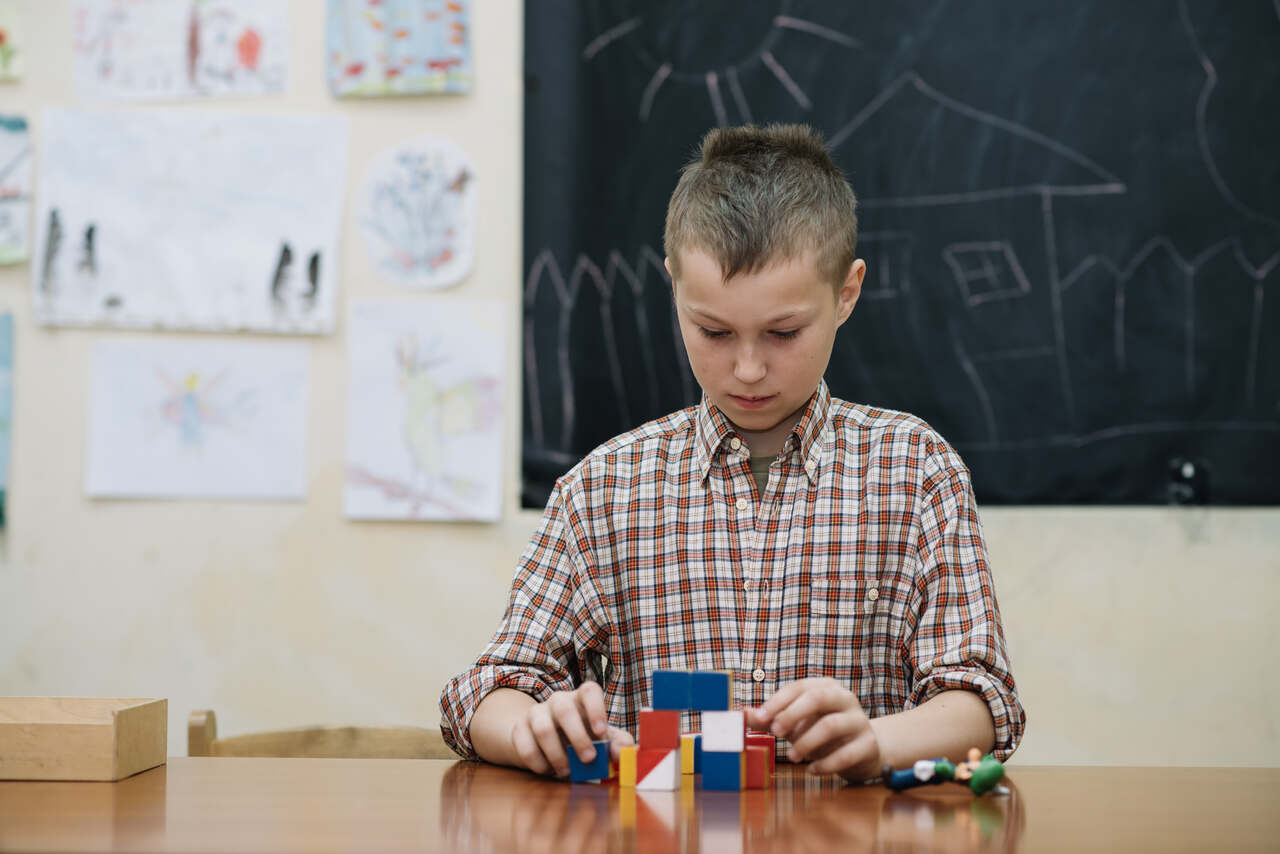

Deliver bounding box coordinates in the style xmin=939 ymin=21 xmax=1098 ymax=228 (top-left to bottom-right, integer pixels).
xmin=755 ymin=679 xmax=817 ymax=722
xmin=789 ymin=711 xmax=864 ymax=762
xmin=574 ymin=682 xmax=609 ymax=739
xmin=528 ymin=703 xmax=572 ymax=777
xmin=744 ymin=706 xmax=772 ymax=731
xmin=551 ymin=692 xmax=600 ymax=767
xmin=808 ymin=730 xmax=880 ymax=777
xmin=605 ymin=725 xmax=635 ymax=761
xmin=770 ymin=683 xmax=851 ymax=738
xmin=783 ymin=712 xmax=826 ymax=760
xmin=512 ymin=718 xmax=553 ymax=776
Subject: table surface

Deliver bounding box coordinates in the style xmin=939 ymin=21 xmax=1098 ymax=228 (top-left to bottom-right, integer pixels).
xmin=1 ymin=758 xmax=1277 ymax=853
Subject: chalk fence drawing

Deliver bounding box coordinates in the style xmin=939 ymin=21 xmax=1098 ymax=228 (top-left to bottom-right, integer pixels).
xmin=326 ymin=0 xmax=471 ymax=97
xmin=86 ymin=338 xmax=309 ymax=499
xmin=72 ymin=0 xmax=288 ymax=100
xmin=0 ymin=0 xmax=24 ymax=81
xmin=32 ymin=108 xmax=348 ymax=334
xmin=358 ymin=135 xmax=475 ymax=290
xmin=345 ymin=300 xmax=504 ymax=521
xmin=0 ymin=115 xmax=31 ymax=265
xmin=523 ymin=4 xmax=1280 ymax=463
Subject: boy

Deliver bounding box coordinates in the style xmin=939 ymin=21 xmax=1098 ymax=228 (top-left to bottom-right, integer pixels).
xmin=440 ymin=124 xmax=1024 ymax=782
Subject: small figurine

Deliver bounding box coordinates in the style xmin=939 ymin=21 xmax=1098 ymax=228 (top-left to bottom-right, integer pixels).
xmin=884 ymin=747 xmax=1004 ymax=795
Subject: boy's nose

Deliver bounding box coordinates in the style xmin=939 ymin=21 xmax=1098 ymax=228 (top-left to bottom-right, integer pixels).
xmin=733 ymin=349 xmax=767 ymax=384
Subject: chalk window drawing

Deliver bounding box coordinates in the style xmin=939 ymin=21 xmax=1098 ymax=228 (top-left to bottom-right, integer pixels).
xmin=358 ymin=135 xmax=475 ymax=290
xmin=943 ymin=242 xmax=1032 ymax=307
xmin=345 ymin=300 xmax=504 ymax=521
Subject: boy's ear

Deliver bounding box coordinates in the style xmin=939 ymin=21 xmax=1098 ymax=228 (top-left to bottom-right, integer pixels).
xmin=835 ymin=259 xmax=866 ymax=326
xmin=664 ymin=255 xmax=674 ymax=290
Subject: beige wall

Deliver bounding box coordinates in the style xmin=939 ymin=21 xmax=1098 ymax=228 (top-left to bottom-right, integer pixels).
xmin=1 ymin=2 xmax=1276 ymax=767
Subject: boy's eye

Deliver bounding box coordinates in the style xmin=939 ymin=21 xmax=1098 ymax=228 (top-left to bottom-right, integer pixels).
xmin=771 ymin=329 xmax=800 ymax=340
xmin=698 ymin=327 xmax=730 ymax=339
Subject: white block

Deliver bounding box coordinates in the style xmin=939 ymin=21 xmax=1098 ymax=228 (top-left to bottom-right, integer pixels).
xmin=701 ymin=710 xmax=745 ymax=752
xmin=636 ymin=748 xmax=681 ymax=791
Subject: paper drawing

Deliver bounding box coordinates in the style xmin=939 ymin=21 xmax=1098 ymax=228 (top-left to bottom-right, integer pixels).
xmin=326 ymin=0 xmax=471 ymax=97
xmin=32 ymin=108 xmax=347 ymax=334
xmin=0 ymin=314 xmax=11 ymax=527
xmin=0 ymin=1 xmax=23 ymax=81
xmin=72 ymin=0 xmax=288 ymax=100
xmin=358 ymin=135 xmax=475 ymax=290
xmin=345 ymin=300 xmax=503 ymax=521
xmin=86 ymin=338 xmax=308 ymax=499
xmin=0 ymin=115 xmax=30 ymax=264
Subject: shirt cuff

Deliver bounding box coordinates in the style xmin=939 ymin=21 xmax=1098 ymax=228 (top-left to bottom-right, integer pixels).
xmin=908 ymin=668 xmax=1025 ymax=762
xmin=439 ymin=667 xmax=558 ymax=759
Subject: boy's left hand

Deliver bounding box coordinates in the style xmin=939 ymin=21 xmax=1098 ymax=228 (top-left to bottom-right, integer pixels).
xmin=745 ymin=677 xmax=883 ymax=782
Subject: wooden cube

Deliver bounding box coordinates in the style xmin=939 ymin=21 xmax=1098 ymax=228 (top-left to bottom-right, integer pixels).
xmin=567 ymin=739 xmax=611 ymax=782
xmin=635 ymin=747 xmax=680 ymax=790
xmin=619 ymin=745 xmax=638 ymax=787
xmin=701 ymin=750 xmax=744 ymax=791
xmin=701 ymin=710 xmax=745 ymax=752
xmin=650 ymin=670 xmax=691 ymax=710
xmin=746 ymin=731 xmax=776 ymax=776
xmin=689 ymin=670 xmax=732 ymax=711
xmin=638 ymin=709 xmax=680 ymax=749
xmin=744 ymin=745 xmax=770 ymax=788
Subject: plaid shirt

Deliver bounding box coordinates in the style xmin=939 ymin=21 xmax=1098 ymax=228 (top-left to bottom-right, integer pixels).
xmin=440 ymin=382 xmax=1025 ymax=760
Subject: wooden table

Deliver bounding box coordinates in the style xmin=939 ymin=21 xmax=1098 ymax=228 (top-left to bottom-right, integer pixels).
xmin=1 ymin=758 xmax=1276 ymax=852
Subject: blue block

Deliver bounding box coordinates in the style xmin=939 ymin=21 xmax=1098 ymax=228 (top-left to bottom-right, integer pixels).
xmin=689 ymin=670 xmax=731 ymax=711
xmin=567 ymin=739 xmax=611 ymax=782
xmin=694 ymin=734 xmax=703 ymax=773
xmin=651 ymin=670 xmax=691 ymax=710
xmin=701 ymin=750 xmax=742 ymax=791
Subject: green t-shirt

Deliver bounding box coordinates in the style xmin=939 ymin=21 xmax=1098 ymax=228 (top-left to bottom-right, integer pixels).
xmin=748 ymin=454 xmax=771 ymax=496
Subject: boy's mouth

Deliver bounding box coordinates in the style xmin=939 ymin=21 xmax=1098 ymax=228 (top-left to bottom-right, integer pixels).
xmin=729 ymin=394 xmax=776 ymax=410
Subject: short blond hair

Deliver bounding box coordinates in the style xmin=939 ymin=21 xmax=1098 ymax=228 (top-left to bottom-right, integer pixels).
xmin=663 ymin=124 xmax=858 ymax=289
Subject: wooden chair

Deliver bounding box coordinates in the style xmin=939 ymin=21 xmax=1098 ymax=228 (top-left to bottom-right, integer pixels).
xmin=188 ymin=709 xmax=459 ymax=759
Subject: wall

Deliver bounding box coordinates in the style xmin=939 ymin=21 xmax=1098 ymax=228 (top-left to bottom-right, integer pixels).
xmin=1 ymin=1 xmax=1276 ymax=766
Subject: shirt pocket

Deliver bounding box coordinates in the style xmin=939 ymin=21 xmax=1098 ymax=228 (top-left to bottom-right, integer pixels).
xmin=805 ymin=570 xmax=868 ymax=678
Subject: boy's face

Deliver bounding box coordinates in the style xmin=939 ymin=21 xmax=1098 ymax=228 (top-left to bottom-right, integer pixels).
xmin=668 ymin=248 xmax=864 ymax=451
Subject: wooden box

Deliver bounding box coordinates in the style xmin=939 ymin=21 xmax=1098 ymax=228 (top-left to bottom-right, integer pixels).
xmin=0 ymin=698 xmax=167 ymax=781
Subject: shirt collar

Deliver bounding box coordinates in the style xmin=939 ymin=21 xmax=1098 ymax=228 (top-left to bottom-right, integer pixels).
xmin=693 ymin=381 xmax=832 ymax=484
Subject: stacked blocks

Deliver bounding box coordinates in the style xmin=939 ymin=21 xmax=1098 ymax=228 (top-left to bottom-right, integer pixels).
xmin=617 ymin=669 xmax=770 ymax=792
xmin=567 ymin=739 xmax=613 ymax=783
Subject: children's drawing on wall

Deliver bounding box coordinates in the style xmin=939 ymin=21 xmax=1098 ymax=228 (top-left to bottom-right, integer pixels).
xmin=72 ymin=0 xmax=288 ymax=99
xmin=0 ymin=115 xmax=30 ymax=265
xmin=358 ymin=135 xmax=475 ymax=290
xmin=86 ymin=338 xmax=308 ymax=499
xmin=345 ymin=300 xmax=503 ymax=521
xmin=326 ymin=0 xmax=471 ymax=97
xmin=0 ymin=1 xmax=24 ymax=82
xmin=0 ymin=314 xmax=11 ymax=527
xmin=32 ymin=108 xmax=348 ymax=334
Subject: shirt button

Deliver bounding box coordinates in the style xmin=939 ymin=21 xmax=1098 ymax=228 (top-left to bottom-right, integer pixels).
xmin=729 ymin=437 xmax=742 ymax=451
xmin=867 ymin=587 xmax=880 ymax=601
xmin=805 ymin=461 xmax=817 ymax=476
xmin=736 ymin=497 xmax=749 ymax=512
xmin=752 ymin=668 xmax=766 ymax=682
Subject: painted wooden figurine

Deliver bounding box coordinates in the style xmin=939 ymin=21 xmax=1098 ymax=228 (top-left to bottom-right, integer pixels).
xmin=884 ymin=747 xmax=1005 ymax=795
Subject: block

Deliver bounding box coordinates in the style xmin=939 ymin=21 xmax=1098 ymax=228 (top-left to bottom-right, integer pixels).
xmin=701 ymin=710 xmax=745 ymax=752
xmin=701 ymin=750 xmax=744 ymax=791
xmin=680 ymin=734 xmax=702 ymax=774
xmin=689 ymin=670 xmax=732 ymax=711
xmin=744 ymin=745 xmax=770 ymax=789
xmin=619 ymin=746 xmax=637 ymax=787
xmin=636 ymin=747 xmax=680 ymax=791
xmin=638 ymin=709 xmax=680 ymax=749
xmin=745 ymin=732 xmax=776 ymax=776
xmin=567 ymin=739 xmax=611 ymax=782
xmin=650 ymin=670 xmax=691 ymax=710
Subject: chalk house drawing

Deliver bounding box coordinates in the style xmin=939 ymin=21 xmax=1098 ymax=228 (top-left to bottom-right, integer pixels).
xmin=345 ymin=300 xmax=504 ymax=521
xmin=358 ymin=135 xmax=476 ymax=290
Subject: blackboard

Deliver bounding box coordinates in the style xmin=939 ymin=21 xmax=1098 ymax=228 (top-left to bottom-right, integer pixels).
xmin=522 ymin=0 xmax=1280 ymax=507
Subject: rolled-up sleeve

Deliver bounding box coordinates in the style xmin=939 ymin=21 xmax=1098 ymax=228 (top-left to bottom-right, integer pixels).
xmin=438 ymin=479 xmax=601 ymax=759
xmin=904 ymin=467 xmax=1026 ymax=761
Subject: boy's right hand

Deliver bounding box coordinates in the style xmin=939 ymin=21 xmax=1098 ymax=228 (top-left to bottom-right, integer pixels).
xmin=508 ymin=681 xmax=635 ymax=778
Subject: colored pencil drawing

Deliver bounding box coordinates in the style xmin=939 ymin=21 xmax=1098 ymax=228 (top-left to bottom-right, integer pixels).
xmin=326 ymin=0 xmax=471 ymax=97
xmin=73 ymin=0 xmax=288 ymax=99
xmin=33 ymin=108 xmax=347 ymax=334
xmin=345 ymin=300 xmax=503 ymax=521
xmin=358 ymin=135 xmax=475 ymax=290
xmin=86 ymin=339 xmax=308 ymax=499
xmin=0 ymin=115 xmax=30 ymax=265
xmin=0 ymin=0 xmax=23 ymax=81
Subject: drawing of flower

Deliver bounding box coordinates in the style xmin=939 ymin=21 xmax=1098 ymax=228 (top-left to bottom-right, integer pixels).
xmin=0 ymin=27 xmax=14 ymax=74
xmin=237 ymin=28 xmax=261 ymax=71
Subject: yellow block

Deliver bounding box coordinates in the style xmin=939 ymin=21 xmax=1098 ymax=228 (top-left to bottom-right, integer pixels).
xmin=619 ymin=745 xmax=638 ymax=787
xmin=680 ymin=735 xmax=696 ymax=774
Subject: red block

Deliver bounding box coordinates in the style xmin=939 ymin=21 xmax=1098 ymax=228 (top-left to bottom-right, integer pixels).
xmin=746 ymin=732 xmax=776 ymax=776
xmin=638 ymin=709 xmax=681 ymax=749
xmin=635 ymin=747 xmax=673 ymax=782
xmin=745 ymin=745 xmax=770 ymax=789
